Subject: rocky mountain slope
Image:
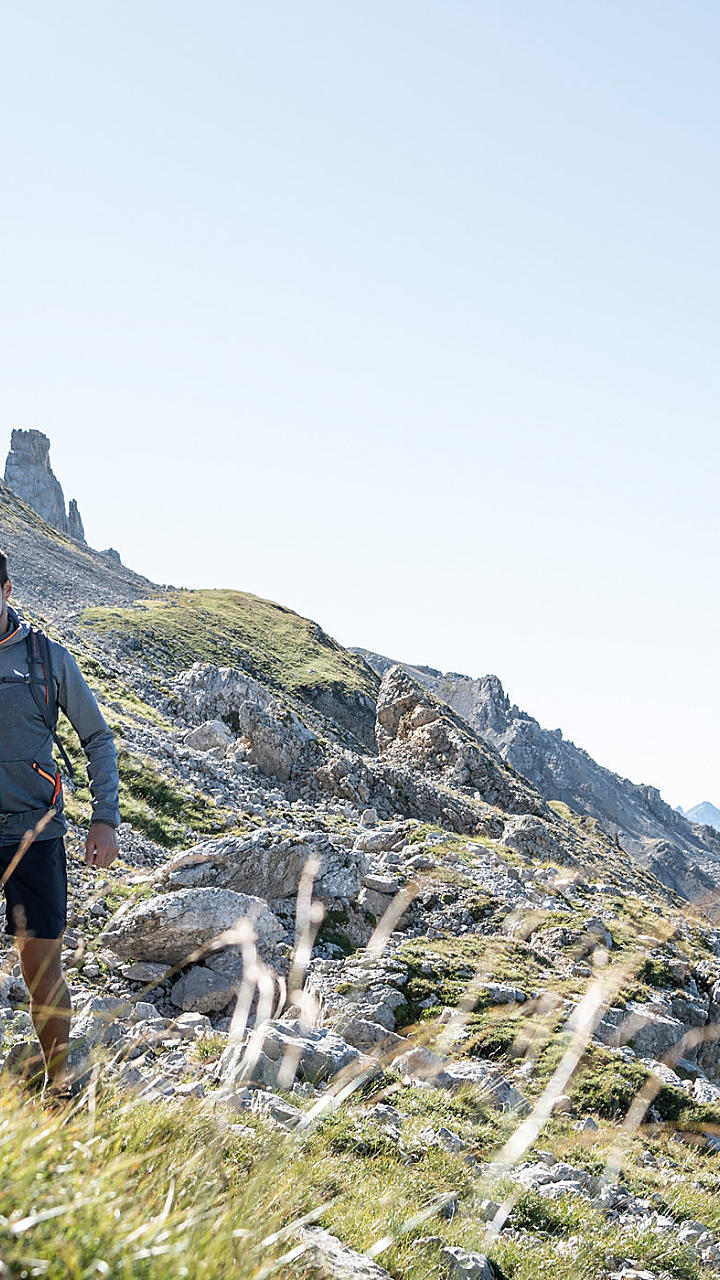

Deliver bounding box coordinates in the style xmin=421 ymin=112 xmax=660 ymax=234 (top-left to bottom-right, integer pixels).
xmin=0 ymin=473 xmax=164 ymax=617
xmin=4 ymin=479 xmax=720 ymax=1278
xmin=351 ymin=648 xmax=720 ymax=907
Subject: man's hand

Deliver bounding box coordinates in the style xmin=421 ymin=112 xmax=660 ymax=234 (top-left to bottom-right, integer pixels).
xmin=85 ymin=822 xmax=120 ymax=869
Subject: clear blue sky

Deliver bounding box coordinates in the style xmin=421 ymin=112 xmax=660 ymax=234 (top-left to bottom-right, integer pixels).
xmin=2 ymin=2 xmax=718 ymax=810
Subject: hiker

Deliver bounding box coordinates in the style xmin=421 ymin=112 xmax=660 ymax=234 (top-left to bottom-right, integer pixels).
xmin=0 ymin=548 xmax=121 ymax=1102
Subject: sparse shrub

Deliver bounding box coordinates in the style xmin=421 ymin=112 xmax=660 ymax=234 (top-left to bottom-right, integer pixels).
xmin=510 ymin=1188 xmax=580 ymax=1236
xmin=190 ymin=1031 xmax=228 ymax=1063
xmin=571 ymin=1046 xmax=650 ymax=1119
xmin=466 ymin=1014 xmax=526 ymax=1062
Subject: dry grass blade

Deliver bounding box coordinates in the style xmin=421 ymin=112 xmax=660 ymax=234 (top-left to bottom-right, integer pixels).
xmin=258 ymin=1198 xmax=339 ymax=1249
xmin=367 ymin=1191 xmax=459 ymax=1260
xmin=364 ymin=883 xmax=418 ymax=960
xmin=11 ymin=1196 xmax=98 ymax=1234
xmin=251 ymin=1242 xmax=308 ymax=1280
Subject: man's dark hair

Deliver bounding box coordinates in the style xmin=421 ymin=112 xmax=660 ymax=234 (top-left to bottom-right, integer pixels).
xmin=0 ymin=549 xmax=8 ymax=587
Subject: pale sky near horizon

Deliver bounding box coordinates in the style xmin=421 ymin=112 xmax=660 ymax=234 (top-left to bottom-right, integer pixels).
xmin=1 ymin=2 xmax=718 ymax=811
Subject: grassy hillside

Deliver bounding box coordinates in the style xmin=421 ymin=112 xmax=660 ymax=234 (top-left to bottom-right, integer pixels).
xmin=79 ymin=588 xmax=380 ymax=699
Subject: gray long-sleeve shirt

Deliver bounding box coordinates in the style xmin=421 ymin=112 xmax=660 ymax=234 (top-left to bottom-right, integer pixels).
xmin=0 ymin=604 xmax=121 ymax=843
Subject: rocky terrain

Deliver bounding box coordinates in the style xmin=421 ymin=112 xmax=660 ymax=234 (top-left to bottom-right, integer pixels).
xmin=0 ymin=471 xmax=167 ymax=617
xmin=351 ymin=649 xmax=720 ymax=909
xmin=4 ymin=475 xmax=720 ymax=1277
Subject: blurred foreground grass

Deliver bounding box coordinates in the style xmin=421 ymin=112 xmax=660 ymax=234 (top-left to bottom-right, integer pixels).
xmin=2 ymin=1070 xmax=720 ymax=1280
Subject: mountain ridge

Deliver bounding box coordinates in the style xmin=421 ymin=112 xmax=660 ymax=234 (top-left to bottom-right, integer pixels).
xmin=349 ymin=645 xmax=720 ymax=902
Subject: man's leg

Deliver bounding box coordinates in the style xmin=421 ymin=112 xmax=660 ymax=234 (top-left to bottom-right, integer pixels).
xmin=15 ymin=936 xmax=71 ymax=1086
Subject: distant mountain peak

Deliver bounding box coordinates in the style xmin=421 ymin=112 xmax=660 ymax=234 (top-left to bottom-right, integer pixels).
xmin=685 ymin=801 xmax=720 ymax=833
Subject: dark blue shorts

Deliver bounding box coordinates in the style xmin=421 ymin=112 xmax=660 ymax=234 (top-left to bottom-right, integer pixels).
xmin=0 ymin=837 xmax=67 ymax=939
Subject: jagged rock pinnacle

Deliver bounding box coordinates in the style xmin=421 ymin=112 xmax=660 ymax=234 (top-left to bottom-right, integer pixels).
xmin=4 ymin=428 xmax=86 ymax=543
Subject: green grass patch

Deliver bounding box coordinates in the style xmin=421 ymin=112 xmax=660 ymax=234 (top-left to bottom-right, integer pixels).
xmin=116 ymin=750 xmax=234 ymax=846
xmin=79 ymin=588 xmax=379 ymax=702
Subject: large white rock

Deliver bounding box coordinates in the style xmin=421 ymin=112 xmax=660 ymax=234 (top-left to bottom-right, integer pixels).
xmin=297 ymin=1227 xmax=393 ymax=1279
xmin=172 ymin=663 xmax=320 ymax=781
xmin=353 ymin=823 xmax=412 ymax=855
xmin=99 ymin=888 xmax=285 ymax=964
xmin=72 ymin=995 xmax=132 ymax=1047
xmin=329 ymin=1013 xmax=407 ymax=1056
xmin=217 ymin=1018 xmax=374 ymax=1089
xmin=183 ymin=720 xmax=233 ymax=752
xmin=440 ymin=1247 xmax=497 ymax=1280
xmin=154 ymin=829 xmax=366 ymax=905
xmin=595 ymin=1001 xmax=686 ymax=1060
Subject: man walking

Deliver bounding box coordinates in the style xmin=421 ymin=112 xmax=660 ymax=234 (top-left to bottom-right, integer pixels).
xmin=0 ymin=548 xmax=121 ymax=1102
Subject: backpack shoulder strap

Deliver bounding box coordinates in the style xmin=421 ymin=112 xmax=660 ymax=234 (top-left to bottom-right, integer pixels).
xmin=26 ymin=627 xmax=56 ymax=730
xmin=26 ymin=628 xmax=76 ymax=781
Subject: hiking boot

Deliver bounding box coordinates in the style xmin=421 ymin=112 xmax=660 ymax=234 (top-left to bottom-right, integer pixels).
xmin=40 ymin=1074 xmax=83 ymax=1113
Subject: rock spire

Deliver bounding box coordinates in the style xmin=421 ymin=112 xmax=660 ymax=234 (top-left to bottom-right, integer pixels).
xmin=4 ymin=428 xmax=86 ymax=542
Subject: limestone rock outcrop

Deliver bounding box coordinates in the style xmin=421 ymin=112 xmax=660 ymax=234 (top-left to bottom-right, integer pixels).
xmin=353 ymin=647 xmax=720 ymax=903
xmin=171 ymin=662 xmax=322 ymax=782
xmin=216 ymin=1018 xmax=375 ymax=1089
xmin=374 ymin=664 xmax=546 ymax=817
xmin=4 ymin=428 xmax=86 ymax=542
xmin=153 ymin=828 xmax=367 ymax=909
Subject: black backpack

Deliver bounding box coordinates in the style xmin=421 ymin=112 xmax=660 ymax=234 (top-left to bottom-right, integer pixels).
xmin=26 ymin=627 xmax=77 ymax=783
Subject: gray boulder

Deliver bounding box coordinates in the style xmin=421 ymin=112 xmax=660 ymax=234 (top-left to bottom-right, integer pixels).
xmin=693 ymin=1078 xmax=720 ymax=1105
xmin=393 ymin=1046 xmax=527 ymax=1111
xmin=481 ymin=982 xmax=526 ymax=1005
xmin=623 ymin=1003 xmax=686 ymax=1059
xmin=119 ymin=961 xmax=172 ymax=984
xmin=73 ymin=995 xmax=133 ymax=1048
xmin=217 ymin=1019 xmax=374 ymax=1090
xmin=329 ymin=1013 xmax=407 ymax=1056
xmin=183 ymin=720 xmax=234 ymax=752
xmin=440 ymin=1247 xmax=497 ymax=1280
xmin=170 ymin=945 xmax=269 ymax=1014
xmin=353 ymin=823 xmax=413 ymax=855
xmin=298 ymin=1227 xmax=393 ymax=1279
xmin=99 ymin=887 xmax=285 ymax=964
xmin=154 ymin=829 xmax=366 ymax=906
xmin=170 ymin=965 xmax=237 ymax=1013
